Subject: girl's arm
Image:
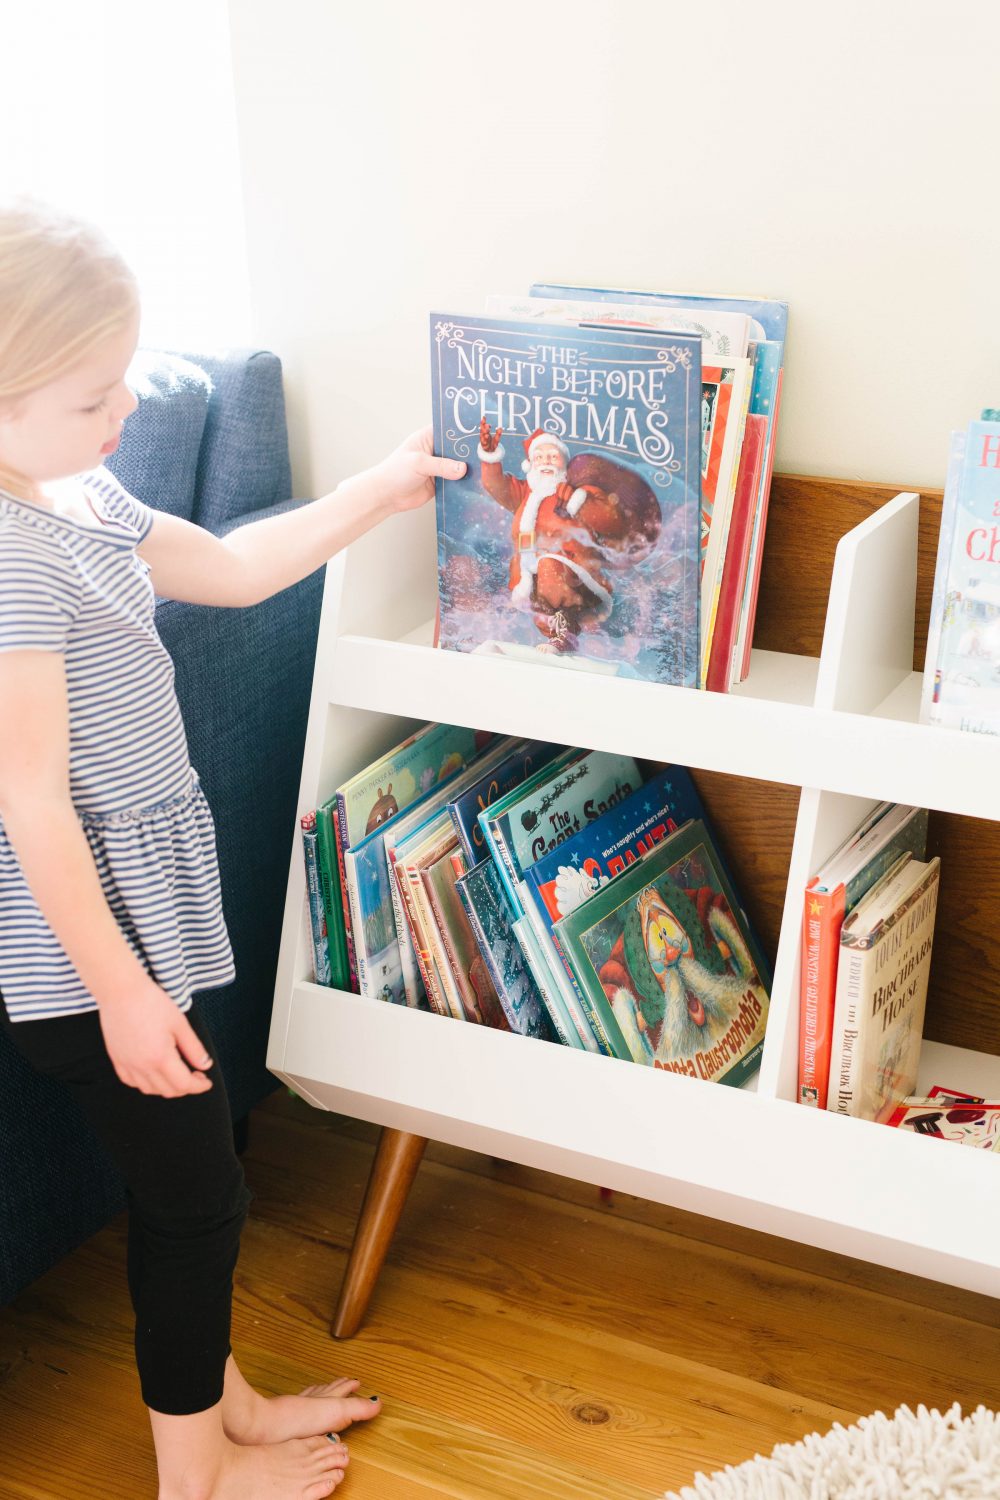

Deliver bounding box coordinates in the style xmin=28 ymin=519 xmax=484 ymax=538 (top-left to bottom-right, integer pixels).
xmin=137 ymin=427 xmax=466 ymax=608
xmin=0 ymin=650 xmax=215 ymax=1098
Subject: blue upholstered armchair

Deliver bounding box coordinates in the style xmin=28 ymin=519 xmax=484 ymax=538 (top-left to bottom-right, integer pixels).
xmin=0 ymin=349 xmax=323 ymax=1304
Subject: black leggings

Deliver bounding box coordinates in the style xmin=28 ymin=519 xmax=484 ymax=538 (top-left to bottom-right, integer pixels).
xmin=0 ymin=1000 xmax=251 ymax=1416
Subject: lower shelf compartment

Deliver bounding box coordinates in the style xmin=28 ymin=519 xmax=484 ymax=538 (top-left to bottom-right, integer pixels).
xmin=270 ymin=982 xmax=1000 ymax=1299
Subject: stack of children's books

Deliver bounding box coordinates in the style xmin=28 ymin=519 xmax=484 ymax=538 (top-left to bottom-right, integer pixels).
xmin=430 ymin=284 xmax=787 ymax=692
xmin=304 ymin=723 xmax=772 ymax=1087
xmin=798 ymin=802 xmax=941 ymax=1122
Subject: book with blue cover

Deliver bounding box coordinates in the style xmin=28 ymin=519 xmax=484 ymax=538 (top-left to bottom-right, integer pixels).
xmin=431 ymin=312 xmax=702 ymax=686
xmin=922 ymin=414 xmax=1000 ymax=736
xmin=479 ymin=748 xmax=642 ymax=919
xmin=447 ymin=738 xmax=564 ymax=866
xmin=530 ymin=285 xmax=787 ymax=684
xmin=454 ymin=859 xmax=557 ymax=1042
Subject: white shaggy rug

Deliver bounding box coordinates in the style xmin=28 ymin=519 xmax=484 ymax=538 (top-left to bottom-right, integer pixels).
xmin=664 ymin=1403 xmax=1000 ymax=1499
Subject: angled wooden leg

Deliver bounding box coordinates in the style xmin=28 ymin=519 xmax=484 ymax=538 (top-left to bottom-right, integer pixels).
xmin=332 ymin=1127 xmax=428 ymax=1339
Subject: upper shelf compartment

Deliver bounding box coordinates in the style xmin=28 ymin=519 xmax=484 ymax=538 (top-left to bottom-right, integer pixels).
xmin=324 ymin=474 xmax=1000 ymax=818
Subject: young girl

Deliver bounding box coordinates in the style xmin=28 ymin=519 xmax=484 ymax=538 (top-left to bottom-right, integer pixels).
xmin=0 ymin=199 xmax=466 ymax=1500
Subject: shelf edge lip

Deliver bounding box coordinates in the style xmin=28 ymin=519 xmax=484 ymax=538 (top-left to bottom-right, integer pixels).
xmin=325 ymin=636 xmax=1000 ymax=819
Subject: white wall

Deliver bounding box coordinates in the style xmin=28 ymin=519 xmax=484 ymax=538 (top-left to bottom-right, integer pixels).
xmin=228 ymin=0 xmax=1000 ymax=499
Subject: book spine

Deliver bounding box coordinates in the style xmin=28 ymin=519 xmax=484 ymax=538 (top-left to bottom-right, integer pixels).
xmin=314 ymin=804 xmax=347 ymax=988
xmin=422 ymin=870 xmax=478 ymax=1022
xmin=519 ymin=889 xmax=599 ymax=1051
xmin=342 ymin=848 xmax=370 ymax=997
xmin=300 ymin=814 xmax=331 ymax=986
xmin=735 ymin=366 xmax=784 ymax=683
xmin=705 ymin=412 xmax=766 ymax=694
xmin=825 ymin=944 xmax=865 ymax=1115
xmin=385 ymin=845 xmax=426 ymax=1008
xmin=798 ymin=882 xmax=846 ymax=1107
xmin=482 ymin=818 xmax=523 ymax=917
xmin=455 ymin=878 xmax=529 ymax=1034
xmin=333 ymin=801 xmax=359 ymax=990
xmin=511 ymin=914 xmax=577 ymax=1048
xmin=549 ymin=927 xmax=615 ymax=1057
xmin=398 ymin=864 xmax=452 ymax=1017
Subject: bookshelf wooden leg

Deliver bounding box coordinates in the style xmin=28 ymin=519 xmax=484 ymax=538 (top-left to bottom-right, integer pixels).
xmin=332 ymin=1127 xmax=428 ymax=1339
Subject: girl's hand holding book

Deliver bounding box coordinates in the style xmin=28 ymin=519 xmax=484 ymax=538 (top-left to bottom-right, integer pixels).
xmin=355 ymin=426 xmax=466 ymax=516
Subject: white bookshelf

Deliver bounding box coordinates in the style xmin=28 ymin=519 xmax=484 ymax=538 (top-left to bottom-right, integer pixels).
xmin=269 ymin=487 xmax=1000 ymax=1305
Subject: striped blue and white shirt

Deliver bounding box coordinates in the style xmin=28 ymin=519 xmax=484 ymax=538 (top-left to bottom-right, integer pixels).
xmin=0 ymin=471 xmax=234 ymax=1021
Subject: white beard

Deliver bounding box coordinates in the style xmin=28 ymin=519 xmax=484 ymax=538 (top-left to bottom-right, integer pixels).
xmin=526 ymin=467 xmax=566 ymax=502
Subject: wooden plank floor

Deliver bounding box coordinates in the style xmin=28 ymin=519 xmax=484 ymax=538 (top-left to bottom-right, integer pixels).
xmin=3 ymin=1087 xmax=1000 ymax=1498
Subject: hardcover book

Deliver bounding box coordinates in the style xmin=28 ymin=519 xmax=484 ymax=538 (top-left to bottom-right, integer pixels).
xmin=798 ymin=803 xmax=929 ymax=1108
xmin=922 ymin=415 xmax=1000 ymax=736
xmin=530 ymin=285 xmax=787 ymax=684
xmin=447 ymin=738 xmax=564 ymax=867
xmin=886 ymin=1097 xmax=1000 ymax=1150
xmin=335 ymin=722 xmax=491 ymax=851
xmin=826 ymin=854 xmax=941 ymax=1122
xmin=454 ymin=859 xmax=557 ymax=1042
xmin=479 ymin=749 xmax=642 ymax=919
xmin=431 ymin=313 xmax=702 ymax=686
xmin=300 ymin=812 xmax=331 ymax=987
xmin=553 ymin=819 xmax=770 ymax=1082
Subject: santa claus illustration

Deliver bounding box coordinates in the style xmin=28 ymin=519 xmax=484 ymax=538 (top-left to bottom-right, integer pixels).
xmin=477 ymin=419 xmax=661 ymax=652
xmin=596 ymin=881 xmax=762 ymax=1068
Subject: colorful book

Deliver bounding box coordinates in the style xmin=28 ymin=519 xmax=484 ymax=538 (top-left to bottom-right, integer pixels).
xmin=479 ymin=749 xmax=642 ymax=919
xmin=798 ymin=803 xmax=929 ymax=1108
xmin=300 ymin=812 xmax=331 ymax=987
xmin=530 ymin=284 xmax=787 ymax=684
xmin=553 ymin=819 xmax=770 ymax=1082
xmin=383 ymin=737 xmax=524 ymax=1006
xmin=423 ymin=845 xmax=508 ymax=1029
xmin=921 ymin=414 xmax=1000 ymax=735
xmin=314 ymin=796 xmax=348 ymax=989
xmin=826 ymin=855 xmax=941 ymax=1121
xmin=431 ymin=313 xmax=702 ymax=686
xmin=698 ymin=357 xmax=753 ymax=680
xmin=454 ymin=859 xmax=557 ymax=1042
xmin=447 ymin=738 xmax=564 ymax=866
xmin=705 ymin=412 xmax=767 ymax=693
xmin=886 ymin=1097 xmax=1000 ymax=1149
xmin=335 ymin=722 xmax=491 ymax=851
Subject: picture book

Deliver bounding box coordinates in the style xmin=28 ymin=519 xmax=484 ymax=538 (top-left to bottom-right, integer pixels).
xmin=422 ymin=842 xmax=505 ymax=1026
xmin=522 ymin=764 xmax=707 ymax=929
xmin=799 ymin=803 xmax=929 ymax=1108
xmin=886 ymin=1097 xmax=1000 ymax=1150
xmin=826 ymin=854 xmax=941 ymax=1122
xmin=479 ymin=749 xmax=642 ymax=918
xmin=382 ymin=741 xmax=516 ymax=1008
xmin=447 ymin=737 xmax=564 ymax=866
xmin=335 ymin=722 xmax=491 ymax=851
xmin=454 ymin=859 xmax=557 ymax=1042
xmin=484 ymin=292 xmax=751 ymax=359
xmin=922 ymin=414 xmax=1000 ymax=736
xmin=300 ymin=812 xmax=330 ymax=987
xmin=530 ymin=285 xmax=786 ymax=684
xmin=553 ymin=819 xmax=770 ymax=1082
xmin=431 ymin=313 xmax=702 ymax=686
xmin=511 ymin=910 xmax=590 ymax=1050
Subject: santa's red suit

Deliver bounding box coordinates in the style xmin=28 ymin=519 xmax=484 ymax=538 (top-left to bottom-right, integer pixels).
xmin=478 ymin=439 xmax=633 ymax=630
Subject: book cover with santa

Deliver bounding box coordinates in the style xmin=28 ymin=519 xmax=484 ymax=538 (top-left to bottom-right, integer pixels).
xmin=430 ymin=314 xmax=702 ymax=685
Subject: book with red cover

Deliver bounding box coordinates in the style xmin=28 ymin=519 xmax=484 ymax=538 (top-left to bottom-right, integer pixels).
xmin=798 ymin=803 xmax=928 ymax=1108
xmin=736 ymin=367 xmax=784 ymax=682
xmin=705 ymin=412 xmax=767 ymax=694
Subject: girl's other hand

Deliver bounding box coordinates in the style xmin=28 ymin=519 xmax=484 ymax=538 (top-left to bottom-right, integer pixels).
xmin=97 ymin=976 xmax=214 ymax=1098
xmin=360 ymin=427 xmax=466 ymax=515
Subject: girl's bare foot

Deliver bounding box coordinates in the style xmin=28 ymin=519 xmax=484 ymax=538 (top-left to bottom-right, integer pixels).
xmin=158 ymin=1431 xmax=350 ymax=1500
xmin=222 ymin=1362 xmax=382 ymax=1446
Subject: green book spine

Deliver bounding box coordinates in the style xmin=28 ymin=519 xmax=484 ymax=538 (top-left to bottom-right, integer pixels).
xmin=316 ymin=798 xmax=349 ymax=989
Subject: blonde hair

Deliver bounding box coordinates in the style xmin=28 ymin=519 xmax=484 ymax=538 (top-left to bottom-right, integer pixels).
xmin=0 ymin=199 xmax=139 ymax=405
